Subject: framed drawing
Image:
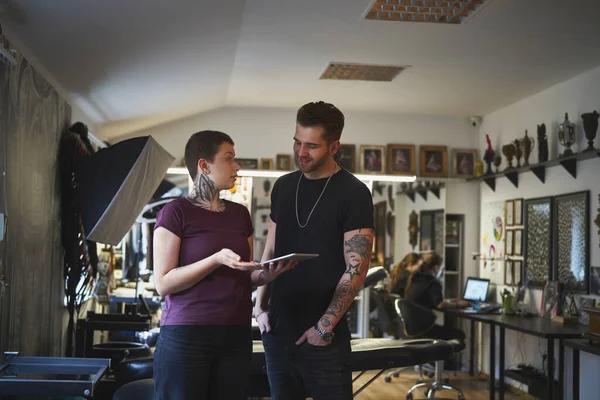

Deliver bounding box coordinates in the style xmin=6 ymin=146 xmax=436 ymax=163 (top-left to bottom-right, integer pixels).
xmin=386 ymin=144 xmax=416 ymax=176
xmin=514 ymin=198 xmax=524 ymax=226
xmin=553 ymin=191 xmax=590 ymax=293
xmin=514 ymin=229 xmax=523 ymax=256
xmin=260 ymin=158 xmax=273 ymax=170
xmin=276 ymin=154 xmax=292 ymax=170
xmin=334 ymin=144 xmax=356 ymax=172
xmin=452 ymin=148 xmax=478 ymax=178
xmin=420 ymin=145 xmax=448 ymax=177
xmin=505 ymin=260 xmax=521 ymax=286
xmin=505 ymin=229 xmax=514 ymax=256
xmin=236 ymin=158 xmax=258 ymax=170
xmin=360 ymin=145 xmax=385 ymax=174
xmin=505 ymin=199 xmax=514 ymax=227
xmin=524 ymin=197 xmax=553 ymax=288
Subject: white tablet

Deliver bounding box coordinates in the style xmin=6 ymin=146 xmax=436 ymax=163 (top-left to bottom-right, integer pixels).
xmin=260 ymin=253 xmax=319 ymax=265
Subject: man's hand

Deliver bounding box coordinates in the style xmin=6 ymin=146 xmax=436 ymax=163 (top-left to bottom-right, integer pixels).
xmin=258 ymin=259 xmax=297 ymax=283
xmin=255 ymin=310 xmax=271 ymax=334
xmin=295 ymin=325 xmax=330 ymax=347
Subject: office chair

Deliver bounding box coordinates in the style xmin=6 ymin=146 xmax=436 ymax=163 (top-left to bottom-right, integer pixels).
xmin=396 ymin=298 xmax=465 ymax=400
xmin=370 ymin=292 xmax=437 ymax=384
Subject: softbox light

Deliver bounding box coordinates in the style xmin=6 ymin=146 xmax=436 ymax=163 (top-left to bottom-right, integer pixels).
xmin=76 ymin=136 xmax=175 ymax=245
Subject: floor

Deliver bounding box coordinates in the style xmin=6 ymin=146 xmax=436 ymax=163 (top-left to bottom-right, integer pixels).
xmin=350 ymin=369 xmax=536 ymax=400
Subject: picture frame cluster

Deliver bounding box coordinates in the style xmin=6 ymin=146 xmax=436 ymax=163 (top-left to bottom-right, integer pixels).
xmin=336 ymin=144 xmax=478 ymax=177
xmin=233 ymin=145 xmax=479 ymax=177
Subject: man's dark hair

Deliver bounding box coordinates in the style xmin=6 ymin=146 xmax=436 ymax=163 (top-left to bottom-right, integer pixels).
xmin=296 ymin=101 xmax=345 ymax=143
xmin=184 ymin=130 xmax=234 ymax=180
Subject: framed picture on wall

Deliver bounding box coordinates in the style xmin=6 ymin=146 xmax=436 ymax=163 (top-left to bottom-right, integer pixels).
xmin=514 ymin=198 xmax=524 ymax=226
xmin=504 ymin=260 xmax=522 ymax=287
xmin=505 ymin=229 xmax=514 ymax=256
xmin=420 ymin=145 xmax=448 ymax=177
xmin=276 ymin=154 xmax=292 ymax=170
xmin=514 ymin=229 xmax=523 ymax=256
xmin=386 ymin=144 xmax=416 ymax=176
xmin=553 ymin=191 xmax=590 ymax=293
xmin=334 ymin=144 xmax=356 ymax=172
xmin=524 ymin=197 xmax=553 ymax=288
xmin=451 ymin=148 xmax=478 ymax=178
xmin=360 ymin=145 xmax=386 ymax=174
xmin=260 ymin=158 xmax=273 ymax=170
xmin=505 ymin=199 xmax=514 ymax=227
xmin=236 ymin=158 xmax=259 ymax=170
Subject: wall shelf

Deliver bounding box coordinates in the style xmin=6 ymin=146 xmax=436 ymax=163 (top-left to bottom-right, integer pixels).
xmin=399 ymin=182 xmax=445 ymax=203
xmin=470 ymin=150 xmax=600 ymax=191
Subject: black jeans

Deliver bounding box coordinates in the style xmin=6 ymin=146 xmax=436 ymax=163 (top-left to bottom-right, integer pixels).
xmin=261 ymin=331 xmax=352 ymax=400
xmin=153 ymin=325 xmax=251 ymax=400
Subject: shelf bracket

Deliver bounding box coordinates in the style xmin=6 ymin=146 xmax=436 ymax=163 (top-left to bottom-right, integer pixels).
xmin=559 ymin=158 xmax=577 ymax=178
xmin=483 ymin=177 xmax=496 ymax=192
xmin=406 ymin=191 xmax=415 ymax=202
xmin=430 ymin=187 xmax=441 ymax=199
xmin=417 ymin=189 xmax=428 ymax=201
xmin=530 ymin=165 xmax=546 ymax=183
xmin=504 ymin=171 xmax=519 ymax=188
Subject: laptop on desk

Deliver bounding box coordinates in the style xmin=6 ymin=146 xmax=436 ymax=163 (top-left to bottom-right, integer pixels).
xmin=459 ymin=277 xmax=501 ymax=313
xmin=462 ymin=277 xmax=490 ymax=303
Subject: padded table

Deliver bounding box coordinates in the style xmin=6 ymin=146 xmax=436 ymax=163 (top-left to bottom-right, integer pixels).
xmin=113 ymin=337 xmax=463 ymax=399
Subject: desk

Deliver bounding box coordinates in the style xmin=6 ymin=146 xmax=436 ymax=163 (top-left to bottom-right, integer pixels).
xmin=444 ymin=310 xmax=586 ymax=400
xmin=564 ymin=339 xmax=600 ymax=400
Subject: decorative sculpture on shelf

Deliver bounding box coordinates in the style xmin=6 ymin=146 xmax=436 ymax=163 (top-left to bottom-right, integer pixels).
xmin=537 ymin=123 xmax=549 ymax=162
xmin=483 ymin=134 xmax=495 ymax=175
xmin=521 ymin=130 xmax=535 ymax=166
xmin=493 ymin=154 xmax=502 ymax=173
xmin=513 ymin=138 xmax=522 ymax=167
xmin=558 ymin=113 xmax=576 ymax=157
xmin=581 ymin=110 xmax=599 ymax=152
xmin=408 ymin=210 xmax=419 ymax=250
xmin=502 ymin=143 xmax=516 ymax=169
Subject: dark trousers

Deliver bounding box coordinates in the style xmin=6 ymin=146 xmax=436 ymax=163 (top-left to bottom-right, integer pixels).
xmin=261 ymin=331 xmax=352 ymax=400
xmin=153 ymin=325 xmax=251 ymax=400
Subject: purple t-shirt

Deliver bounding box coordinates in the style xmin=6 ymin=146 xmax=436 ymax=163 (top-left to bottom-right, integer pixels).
xmin=155 ymin=197 xmax=254 ymax=326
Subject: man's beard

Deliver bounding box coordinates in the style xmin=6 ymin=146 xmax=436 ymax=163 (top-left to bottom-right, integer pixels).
xmin=294 ymin=153 xmax=329 ymax=173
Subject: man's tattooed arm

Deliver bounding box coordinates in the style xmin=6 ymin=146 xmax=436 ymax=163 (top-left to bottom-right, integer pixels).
xmin=318 ymin=228 xmax=374 ymax=330
xmin=187 ymin=174 xmax=225 ymax=211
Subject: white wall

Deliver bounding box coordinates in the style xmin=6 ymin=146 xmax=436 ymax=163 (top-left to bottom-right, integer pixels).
xmin=112 ymin=106 xmax=479 ymax=165
xmin=478 ymin=65 xmax=600 ymax=399
xmin=446 ymin=181 xmax=481 ymax=287
xmin=395 ymin=187 xmax=446 ymax=262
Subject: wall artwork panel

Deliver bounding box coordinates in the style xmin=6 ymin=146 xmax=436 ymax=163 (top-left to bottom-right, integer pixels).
xmin=480 ymin=200 xmax=505 ymax=283
xmin=553 ymin=191 xmax=589 ymax=293
xmin=524 ymin=197 xmax=553 ymax=288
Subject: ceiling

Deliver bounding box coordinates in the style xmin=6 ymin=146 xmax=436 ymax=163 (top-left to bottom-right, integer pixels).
xmin=2 ymin=0 xmax=600 ymax=140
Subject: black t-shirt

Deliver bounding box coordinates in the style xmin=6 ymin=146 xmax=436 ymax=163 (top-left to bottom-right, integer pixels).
xmin=397 ymin=271 xmax=442 ymax=335
xmin=269 ymin=168 xmax=374 ymax=343
xmin=398 ymin=271 xmax=443 ymax=309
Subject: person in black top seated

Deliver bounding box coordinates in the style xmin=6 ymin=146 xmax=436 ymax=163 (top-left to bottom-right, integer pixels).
xmin=399 ymin=252 xmax=468 ymax=341
xmin=388 ymin=252 xmax=422 ymax=296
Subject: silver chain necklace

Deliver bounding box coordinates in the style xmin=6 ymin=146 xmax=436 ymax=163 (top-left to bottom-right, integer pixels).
xmin=295 ymin=163 xmax=337 ymax=228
